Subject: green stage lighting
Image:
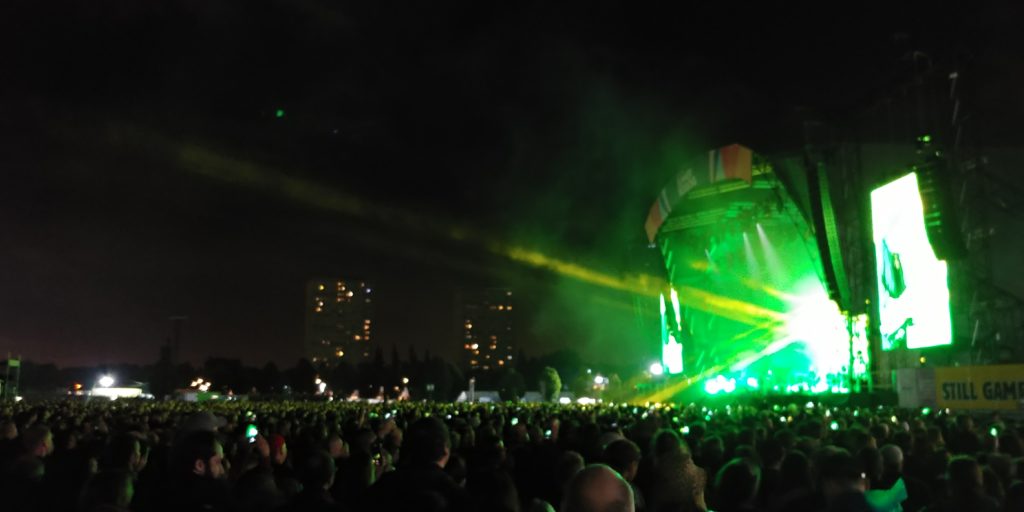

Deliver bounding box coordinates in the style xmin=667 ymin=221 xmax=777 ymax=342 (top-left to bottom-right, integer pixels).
xmin=661 ymin=289 xmax=684 ymax=374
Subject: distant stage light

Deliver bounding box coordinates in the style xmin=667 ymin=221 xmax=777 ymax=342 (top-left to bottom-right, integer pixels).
xmin=98 ymin=375 xmax=115 ymax=388
xmin=649 ymin=362 xmax=664 ymax=376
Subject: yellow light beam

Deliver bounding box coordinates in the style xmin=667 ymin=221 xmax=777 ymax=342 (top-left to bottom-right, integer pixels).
xmin=632 ymin=333 xmax=803 ymax=404
xmin=675 ymin=285 xmax=787 ymax=325
xmin=177 ymin=142 xmax=797 ymax=333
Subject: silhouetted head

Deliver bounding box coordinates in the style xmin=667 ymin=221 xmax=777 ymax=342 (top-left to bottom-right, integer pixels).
xmin=562 ymin=464 xmax=634 ymax=512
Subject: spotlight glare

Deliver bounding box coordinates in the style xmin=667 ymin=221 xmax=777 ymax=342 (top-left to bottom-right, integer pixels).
xmin=649 ymin=362 xmax=664 ymax=376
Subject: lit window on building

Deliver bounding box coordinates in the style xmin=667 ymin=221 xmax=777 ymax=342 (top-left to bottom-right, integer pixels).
xmin=318 ymin=284 xmax=325 ymax=291
xmin=336 ymin=349 xmax=344 ymax=357
xmin=354 ymin=335 xmax=362 ymax=341
xmin=498 ymin=360 xmax=505 ymax=366
xmin=507 ymin=355 xmax=513 ymax=360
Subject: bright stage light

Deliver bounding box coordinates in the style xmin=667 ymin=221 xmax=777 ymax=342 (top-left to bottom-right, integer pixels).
xmin=704 ymin=375 xmax=737 ymax=395
xmin=649 ymin=362 xmax=664 ymax=376
xmin=660 ymin=290 xmax=684 ymax=375
xmin=704 ymin=377 xmax=721 ymax=395
xmin=98 ymin=375 xmax=115 ymax=388
xmin=663 ymin=337 xmax=683 ymax=375
xmin=783 ymin=278 xmax=852 ymax=381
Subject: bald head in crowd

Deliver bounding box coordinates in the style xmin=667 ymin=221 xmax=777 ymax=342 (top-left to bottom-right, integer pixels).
xmin=561 ymin=464 xmax=635 ymax=512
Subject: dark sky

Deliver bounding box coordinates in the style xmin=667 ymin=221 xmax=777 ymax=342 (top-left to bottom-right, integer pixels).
xmin=1 ymin=1 xmax=1021 ymax=368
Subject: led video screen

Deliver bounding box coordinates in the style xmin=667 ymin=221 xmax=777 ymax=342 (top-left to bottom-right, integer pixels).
xmin=871 ymin=172 xmax=952 ymax=350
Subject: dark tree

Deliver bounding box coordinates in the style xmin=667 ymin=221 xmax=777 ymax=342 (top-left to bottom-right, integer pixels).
xmin=285 ymin=358 xmax=317 ymax=394
xmin=539 ymin=366 xmax=561 ymax=403
xmin=498 ymin=368 xmax=526 ymax=402
xmin=408 ymin=345 xmax=419 ymax=366
xmin=201 ymin=357 xmax=243 ymax=392
xmin=260 ymin=362 xmax=282 ymax=391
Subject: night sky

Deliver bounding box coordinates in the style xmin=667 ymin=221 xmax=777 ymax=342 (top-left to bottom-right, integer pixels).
xmin=2 ymin=1 xmax=1021 ymax=368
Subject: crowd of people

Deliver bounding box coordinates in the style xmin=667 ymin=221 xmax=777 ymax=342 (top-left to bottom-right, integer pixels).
xmin=0 ymin=397 xmax=1021 ymax=512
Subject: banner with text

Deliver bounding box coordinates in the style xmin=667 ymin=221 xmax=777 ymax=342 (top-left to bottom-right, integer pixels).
xmin=935 ymin=365 xmax=1024 ymax=411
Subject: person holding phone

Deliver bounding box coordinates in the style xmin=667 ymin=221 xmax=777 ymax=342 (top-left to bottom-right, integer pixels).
xmin=364 ymin=417 xmax=468 ymax=512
